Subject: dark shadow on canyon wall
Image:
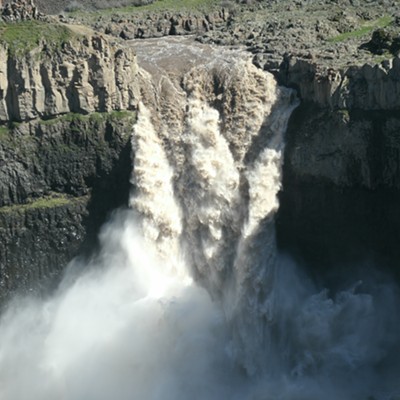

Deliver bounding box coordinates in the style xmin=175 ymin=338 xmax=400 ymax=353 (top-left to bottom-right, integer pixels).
xmin=276 ymin=184 xmax=400 ymax=287
xmin=0 ymin=116 xmax=134 ymax=303
xmin=79 ymin=131 xmax=132 ymax=259
xmin=277 ymin=103 xmax=400 ymax=290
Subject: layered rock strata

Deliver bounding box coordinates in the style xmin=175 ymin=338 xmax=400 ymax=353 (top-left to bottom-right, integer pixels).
xmin=279 ymin=56 xmax=400 ymax=110
xmin=0 ymin=32 xmax=140 ymax=123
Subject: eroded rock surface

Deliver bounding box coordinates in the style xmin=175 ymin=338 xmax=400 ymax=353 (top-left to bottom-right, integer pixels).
xmin=0 ymin=30 xmax=140 ymax=123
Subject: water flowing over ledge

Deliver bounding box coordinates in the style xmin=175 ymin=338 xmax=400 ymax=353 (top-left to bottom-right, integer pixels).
xmin=131 ymin=37 xmax=298 ymax=374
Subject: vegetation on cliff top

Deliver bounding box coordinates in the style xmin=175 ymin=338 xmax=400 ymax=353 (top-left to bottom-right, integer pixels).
xmin=109 ymin=0 xmax=220 ymax=11
xmin=329 ymin=15 xmax=393 ymax=43
xmin=67 ymin=0 xmax=220 ymax=18
xmin=0 ymin=20 xmax=77 ymax=55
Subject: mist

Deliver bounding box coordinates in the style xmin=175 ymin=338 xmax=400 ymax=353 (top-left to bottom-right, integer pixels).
xmin=1 ymin=209 xmax=400 ymax=400
xmin=0 ymin=211 xmax=247 ymax=400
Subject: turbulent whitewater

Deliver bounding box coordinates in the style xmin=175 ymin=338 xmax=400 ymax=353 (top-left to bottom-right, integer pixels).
xmin=0 ymin=37 xmax=400 ymax=400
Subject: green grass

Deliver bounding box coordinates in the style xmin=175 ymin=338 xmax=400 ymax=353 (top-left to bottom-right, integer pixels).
xmin=373 ymin=52 xmax=393 ymax=63
xmin=124 ymin=0 xmax=220 ymax=11
xmin=0 ymin=126 xmax=10 ymax=140
xmin=9 ymin=121 xmax=21 ymax=129
xmin=109 ymin=110 xmax=137 ymax=120
xmin=69 ymin=0 xmax=221 ymax=18
xmin=329 ymin=16 xmax=393 ymax=43
xmin=44 ymin=113 xmax=80 ymax=124
xmin=0 ymin=21 xmax=77 ymax=55
xmin=39 ymin=111 xmax=137 ymax=126
xmin=0 ymin=194 xmax=81 ymax=214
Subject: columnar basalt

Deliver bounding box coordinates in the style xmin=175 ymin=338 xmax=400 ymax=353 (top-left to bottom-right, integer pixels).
xmin=0 ymin=32 xmax=141 ymax=123
xmin=279 ymin=56 xmax=400 ymax=111
xmin=0 ymin=20 xmax=143 ymax=298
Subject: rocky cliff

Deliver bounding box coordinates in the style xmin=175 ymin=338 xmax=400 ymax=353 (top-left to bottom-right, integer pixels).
xmin=0 ymin=26 xmax=140 ymax=122
xmin=277 ymin=59 xmax=400 ymax=279
xmin=0 ymin=112 xmax=135 ymax=300
xmin=280 ymin=56 xmax=400 ymax=110
xmin=97 ymin=9 xmax=231 ymax=40
xmin=0 ymin=20 xmax=140 ymax=299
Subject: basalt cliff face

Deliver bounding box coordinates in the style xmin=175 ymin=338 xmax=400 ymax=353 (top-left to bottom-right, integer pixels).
xmin=0 ymin=33 xmax=140 ymax=122
xmin=277 ymin=71 xmax=400 ymax=279
xmin=277 ymin=55 xmax=400 ymax=189
xmin=274 ymin=49 xmax=400 ymax=278
xmin=276 ymin=56 xmax=400 ymax=281
xmin=0 ymin=28 xmax=139 ymax=299
xmin=0 ymin=113 xmax=135 ymax=298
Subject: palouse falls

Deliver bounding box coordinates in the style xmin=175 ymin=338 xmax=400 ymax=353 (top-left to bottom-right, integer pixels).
xmin=1 ymin=2 xmax=400 ymax=400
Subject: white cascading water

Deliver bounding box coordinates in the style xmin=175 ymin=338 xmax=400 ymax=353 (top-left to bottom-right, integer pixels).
xmin=129 ymin=102 xmax=185 ymax=277
xmin=0 ymin=37 xmax=400 ymax=400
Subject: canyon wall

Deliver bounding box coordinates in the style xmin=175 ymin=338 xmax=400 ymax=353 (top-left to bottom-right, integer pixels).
xmin=0 ymin=30 xmax=139 ymax=300
xmin=0 ymin=113 xmax=135 ymax=299
xmin=279 ymin=57 xmax=400 ymax=188
xmin=275 ymin=55 xmax=400 ymax=280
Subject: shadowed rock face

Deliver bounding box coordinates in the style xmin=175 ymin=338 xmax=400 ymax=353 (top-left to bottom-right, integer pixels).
xmin=0 ymin=113 xmax=134 ymax=300
xmin=277 ymin=183 xmax=400 ymax=284
xmin=276 ymin=102 xmax=400 ymax=286
xmin=282 ymin=105 xmax=400 ymax=190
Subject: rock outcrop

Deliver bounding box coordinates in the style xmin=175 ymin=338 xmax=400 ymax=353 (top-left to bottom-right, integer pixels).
xmin=279 ymin=56 xmax=400 ymax=110
xmin=0 ymin=19 xmax=144 ymax=299
xmin=0 ymin=196 xmax=89 ymax=299
xmin=95 ymin=9 xmax=230 ymax=40
xmin=1 ymin=0 xmax=43 ymax=22
xmin=0 ymin=112 xmax=135 ymax=207
xmin=0 ymin=30 xmax=140 ymax=123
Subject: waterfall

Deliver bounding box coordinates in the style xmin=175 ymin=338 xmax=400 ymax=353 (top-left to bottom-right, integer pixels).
xmin=129 ymin=102 xmax=185 ymax=277
xmin=131 ymin=44 xmax=298 ymax=375
xmin=0 ymin=37 xmax=400 ymax=400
